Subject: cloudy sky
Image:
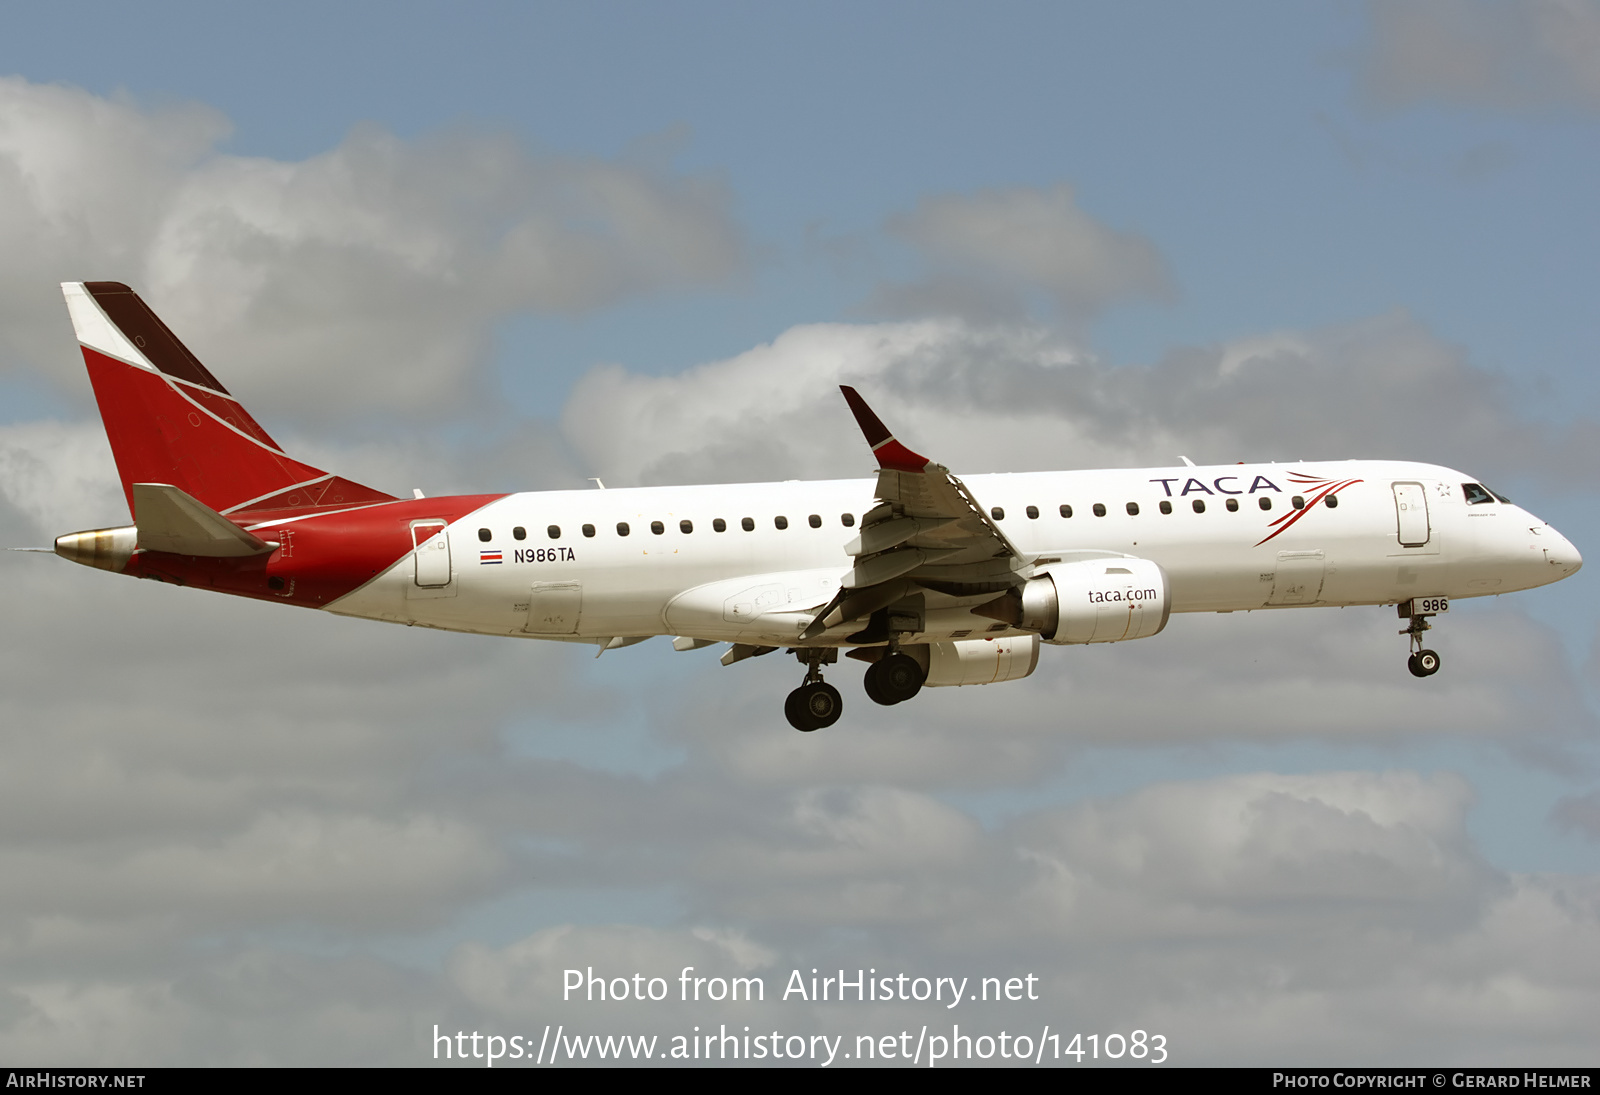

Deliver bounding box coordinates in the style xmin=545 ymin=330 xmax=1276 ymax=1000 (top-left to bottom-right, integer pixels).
xmin=1 ymin=0 xmax=1598 ymax=1067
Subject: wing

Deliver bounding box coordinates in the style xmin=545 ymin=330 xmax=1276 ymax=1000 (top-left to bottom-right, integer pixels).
xmin=801 ymin=387 xmax=1024 ymax=641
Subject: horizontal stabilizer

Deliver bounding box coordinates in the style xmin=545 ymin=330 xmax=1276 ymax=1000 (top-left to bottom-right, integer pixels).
xmin=132 ymin=483 xmax=276 ymax=557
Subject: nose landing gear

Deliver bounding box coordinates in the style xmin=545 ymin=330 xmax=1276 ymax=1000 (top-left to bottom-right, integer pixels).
xmin=1407 ymin=648 xmax=1441 ymax=677
xmin=785 ymin=648 xmax=842 ymax=732
xmin=1398 ymin=600 xmax=1444 ymax=678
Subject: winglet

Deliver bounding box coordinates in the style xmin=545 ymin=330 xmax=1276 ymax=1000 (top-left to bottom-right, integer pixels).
xmin=839 ymin=386 xmax=930 ymax=473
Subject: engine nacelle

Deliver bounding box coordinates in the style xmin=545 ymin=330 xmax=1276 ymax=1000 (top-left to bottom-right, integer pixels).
xmin=920 ymin=634 xmax=1039 ymax=687
xmin=1019 ymin=557 xmax=1171 ymax=644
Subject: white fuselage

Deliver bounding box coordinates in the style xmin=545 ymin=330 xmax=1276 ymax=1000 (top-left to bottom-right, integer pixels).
xmin=324 ymin=460 xmax=1581 ymax=647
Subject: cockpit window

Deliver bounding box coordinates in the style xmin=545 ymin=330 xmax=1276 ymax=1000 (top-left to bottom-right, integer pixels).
xmin=1463 ymin=483 xmax=1495 ymax=505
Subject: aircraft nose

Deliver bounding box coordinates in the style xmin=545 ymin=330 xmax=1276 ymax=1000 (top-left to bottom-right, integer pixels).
xmin=1543 ymin=527 xmax=1582 ymax=577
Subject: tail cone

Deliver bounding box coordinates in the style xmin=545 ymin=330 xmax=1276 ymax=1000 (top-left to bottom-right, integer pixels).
xmin=55 ymin=526 xmax=137 ymax=572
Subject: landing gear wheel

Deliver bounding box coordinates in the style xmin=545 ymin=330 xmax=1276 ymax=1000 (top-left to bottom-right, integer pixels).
xmin=1400 ymin=610 xmax=1443 ymax=680
xmin=873 ymin=652 xmax=925 ymax=704
xmin=786 ymin=681 xmax=843 ymax=731
xmin=863 ymin=661 xmax=894 ymax=706
xmin=1408 ymin=649 xmax=1441 ymax=678
xmin=784 ymin=688 xmax=809 ymax=729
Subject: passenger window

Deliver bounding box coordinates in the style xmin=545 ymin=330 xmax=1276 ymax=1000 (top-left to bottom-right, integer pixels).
xmin=651 ymin=520 xmax=665 ymax=534
xmin=1259 ymin=497 xmax=1272 ymax=511
xmin=808 ymin=514 xmax=821 ymax=528
xmin=1325 ymin=496 xmax=1338 ymax=509
xmin=680 ymin=519 xmax=693 ymax=534
xmin=617 ymin=522 xmax=630 ymax=536
xmin=1159 ymin=500 xmax=1172 ymax=515
xmin=478 ymin=528 xmax=491 ymax=542
xmin=1192 ymin=499 xmax=1206 ymax=513
xmin=1060 ymin=505 xmax=1073 ymax=518
xmin=1463 ymin=483 xmax=1494 ymax=505
xmin=547 ymin=525 xmax=560 ymax=539
xmin=775 ymin=516 xmax=789 ymax=530
xmin=991 ymin=507 xmax=1005 ymax=520
xmin=582 ymin=524 xmax=595 ymax=538
xmin=713 ymin=518 xmax=726 ymax=532
xmin=1226 ymin=498 xmax=1238 ymax=512
xmin=1026 ymin=505 xmax=1039 ymax=519
xmin=513 ymin=526 xmax=526 ymax=541
xmin=1292 ymin=496 xmax=1305 ymax=510
xmin=1092 ymin=503 xmax=1106 ymax=517
xmin=1126 ymin=502 xmax=1139 ymax=516
xmin=841 ymin=513 xmax=855 ymax=527
xmin=741 ymin=517 xmax=754 ymax=532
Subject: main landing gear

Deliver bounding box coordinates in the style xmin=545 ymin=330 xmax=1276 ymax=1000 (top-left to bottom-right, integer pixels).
xmin=780 ymin=644 xmax=930 ymax=731
xmin=1398 ymin=600 xmax=1443 ymax=678
xmin=785 ymin=649 xmax=842 ymax=732
xmin=863 ymin=650 xmax=925 ymax=706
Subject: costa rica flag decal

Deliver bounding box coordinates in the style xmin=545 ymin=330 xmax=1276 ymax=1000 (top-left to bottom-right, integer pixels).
xmin=479 ymin=550 xmax=503 ymax=564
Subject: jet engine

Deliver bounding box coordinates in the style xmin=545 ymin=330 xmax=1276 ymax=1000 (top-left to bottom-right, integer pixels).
xmin=1009 ymin=557 xmax=1171 ymax=644
xmin=921 ymin=634 xmax=1039 ymax=687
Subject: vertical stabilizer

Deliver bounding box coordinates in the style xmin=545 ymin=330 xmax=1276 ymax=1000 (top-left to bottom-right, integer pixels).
xmin=62 ymin=282 xmax=395 ymax=521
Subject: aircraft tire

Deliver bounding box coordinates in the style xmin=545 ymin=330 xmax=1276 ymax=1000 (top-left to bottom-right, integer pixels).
xmin=785 ymin=687 xmax=814 ymax=730
xmin=863 ymin=661 xmax=896 ymax=706
xmin=798 ymin=681 xmax=842 ymax=730
xmin=1408 ymin=650 xmax=1441 ymax=678
xmin=876 ymin=652 xmax=925 ymax=704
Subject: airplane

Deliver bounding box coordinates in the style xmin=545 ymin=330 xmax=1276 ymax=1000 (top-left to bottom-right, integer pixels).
xmin=48 ymin=281 xmax=1583 ymax=731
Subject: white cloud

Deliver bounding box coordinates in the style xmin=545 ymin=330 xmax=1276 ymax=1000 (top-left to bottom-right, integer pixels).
xmin=452 ymin=924 xmax=777 ymax=1021
xmin=2 ymin=87 xmax=1596 ymax=1061
xmin=0 ymin=491 xmax=1593 ymax=1063
xmin=560 ymin=309 xmax=1598 ymax=489
xmin=1018 ymin=772 xmax=1492 ymax=924
xmin=0 ymin=813 xmax=504 ymax=930
xmin=0 ymin=420 xmax=124 ymax=532
xmin=1362 ymin=0 xmax=1600 ymax=112
xmin=879 ymin=185 xmax=1174 ymax=322
xmin=0 ymin=77 xmax=745 ymax=417
xmin=1 ymin=757 xmax=1595 ymax=1064
xmin=1551 ymin=790 xmax=1600 ymax=840
xmin=560 ymin=319 xmax=1037 ymax=487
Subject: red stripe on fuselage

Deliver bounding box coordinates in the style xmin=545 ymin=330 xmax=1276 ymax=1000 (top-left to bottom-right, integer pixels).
xmin=123 ymin=494 xmax=507 ymax=609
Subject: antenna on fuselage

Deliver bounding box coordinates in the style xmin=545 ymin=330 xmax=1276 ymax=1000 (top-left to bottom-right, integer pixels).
xmin=589 ymin=478 xmax=606 ymax=490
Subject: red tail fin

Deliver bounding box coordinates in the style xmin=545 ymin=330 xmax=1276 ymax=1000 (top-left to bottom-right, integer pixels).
xmin=62 ymin=282 xmax=396 ymax=521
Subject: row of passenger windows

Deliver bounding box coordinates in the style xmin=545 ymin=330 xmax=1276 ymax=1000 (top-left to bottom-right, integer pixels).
xmin=992 ymin=495 xmax=1323 ymax=520
xmin=475 ymin=494 xmax=1335 ymax=542
xmin=478 ymin=512 xmax=860 ymax=542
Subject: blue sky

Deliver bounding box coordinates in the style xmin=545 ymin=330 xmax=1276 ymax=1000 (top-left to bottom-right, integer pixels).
xmin=1 ymin=0 xmax=1597 ymax=1067
xmin=12 ymin=3 xmax=1595 ymax=402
